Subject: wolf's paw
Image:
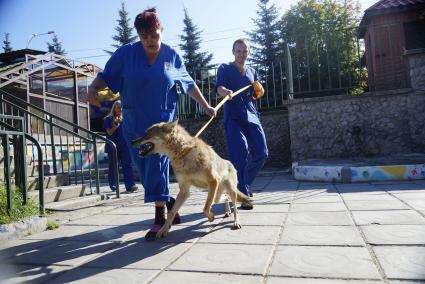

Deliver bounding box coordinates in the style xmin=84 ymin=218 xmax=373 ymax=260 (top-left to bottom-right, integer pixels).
xmin=233 ymin=222 xmax=242 ymax=230
xmin=156 ymin=226 xmax=170 ymax=238
xmin=207 ymin=213 xmax=215 ymax=222
xmin=224 ymin=211 xmax=231 ymax=218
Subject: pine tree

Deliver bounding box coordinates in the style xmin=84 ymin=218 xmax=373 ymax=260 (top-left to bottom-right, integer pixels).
xmin=179 ymin=8 xmax=213 ymax=75
xmin=47 ymin=34 xmax=65 ymax=55
xmin=105 ymin=2 xmax=137 ymax=55
xmin=2 ymin=33 xmax=12 ymax=53
xmin=246 ymin=0 xmax=282 ymax=65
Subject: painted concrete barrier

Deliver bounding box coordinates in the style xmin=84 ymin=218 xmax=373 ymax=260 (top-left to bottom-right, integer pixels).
xmin=293 ymin=162 xmax=425 ymax=183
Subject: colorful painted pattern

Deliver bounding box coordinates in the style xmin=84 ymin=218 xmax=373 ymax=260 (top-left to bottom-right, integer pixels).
xmin=351 ymin=164 xmax=425 ymax=182
xmin=292 ymin=162 xmax=343 ymax=182
xmin=293 ymin=162 xmax=425 ymax=183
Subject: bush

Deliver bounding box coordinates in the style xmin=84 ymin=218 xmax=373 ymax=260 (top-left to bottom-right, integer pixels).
xmin=0 ymin=186 xmax=39 ymax=225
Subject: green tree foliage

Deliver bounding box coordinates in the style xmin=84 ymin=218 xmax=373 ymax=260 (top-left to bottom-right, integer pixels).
xmin=3 ymin=33 xmax=12 ymax=53
xmin=105 ymin=2 xmax=137 ymax=55
xmin=179 ymin=8 xmax=213 ymax=75
xmin=246 ymin=0 xmax=282 ymax=65
xmin=47 ymin=34 xmax=65 ymax=55
xmin=281 ymin=0 xmax=363 ymax=95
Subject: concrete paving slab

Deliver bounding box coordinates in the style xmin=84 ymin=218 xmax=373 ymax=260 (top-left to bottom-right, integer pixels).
xmin=253 ymin=191 xmax=294 ymax=204
xmin=47 ymin=267 xmax=159 ymax=284
xmin=396 ymin=200 xmax=425 ymax=211
xmin=169 ymin=243 xmax=273 ymax=274
xmin=375 ymin=183 xmax=424 ymax=191
xmin=340 ymin=193 xmax=396 ymax=201
xmin=40 ymin=225 xmax=144 ymax=243
xmin=344 ymin=200 xmax=409 ymax=210
xmin=266 ymin=277 xmax=384 ymax=284
xmin=66 ymin=213 xmax=150 ymax=227
xmin=103 ymin=205 xmax=153 ymax=215
xmin=237 ymin=212 xmax=286 ymax=226
xmin=373 ymin=246 xmax=425 ymax=280
xmin=286 ymin=211 xmax=354 ymax=226
xmin=247 ymin=203 xmax=290 ymax=213
xmin=198 ymin=225 xmax=281 ymax=245
xmin=388 ymin=281 xmax=425 ymax=284
xmin=269 ymin=246 xmax=381 ymax=279
xmin=262 ymin=182 xmax=298 ymax=191
xmin=82 ymin=241 xmax=192 ymax=270
xmin=154 ymin=224 xmax=213 ymax=243
xmin=292 ymin=195 xmax=344 ymax=204
xmin=352 ymin=210 xmax=425 ymax=225
xmin=0 ymin=264 xmax=69 ymax=284
xmin=0 ymin=239 xmax=52 ymax=263
xmin=335 ymin=184 xmax=379 ymax=192
xmin=290 ymin=202 xmax=347 ymax=212
xmin=393 ymin=191 xmax=425 ymax=201
xmin=153 ymin=271 xmax=263 ymax=284
xmin=20 ymin=225 xmax=109 ymax=241
xmin=361 ymin=225 xmax=425 ymax=245
xmin=280 ymin=225 xmax=365 ymax=246
xmin=5 ymin=240 xmax=117 ymax=266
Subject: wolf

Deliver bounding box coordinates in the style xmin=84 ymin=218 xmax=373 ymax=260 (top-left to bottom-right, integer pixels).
xmin=131 ymin=120 xmax=251 ymax=239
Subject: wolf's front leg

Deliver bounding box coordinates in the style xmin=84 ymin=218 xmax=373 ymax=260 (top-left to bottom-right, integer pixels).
xmin=157 ymin=186 xmax=190 ymax=239
xmin=204 ymin=179 xmax=218 ymax=222
xmin=229 ymin=190 xmax=241 ymax=229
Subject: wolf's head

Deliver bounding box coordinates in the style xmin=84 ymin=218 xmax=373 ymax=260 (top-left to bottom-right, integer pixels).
xmin=131 ymin=120 xmax=178 ymax=157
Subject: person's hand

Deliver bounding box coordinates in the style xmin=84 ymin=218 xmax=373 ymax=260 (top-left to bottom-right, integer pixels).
xmin=204 ymin=105 xmax=216 ymax=117
xmin=252 ymin=81 xmax=264 ymax=100
xmin=220 ymin=88 xmax=233 ymax=101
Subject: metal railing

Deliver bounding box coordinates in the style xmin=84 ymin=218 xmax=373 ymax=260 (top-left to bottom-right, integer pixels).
xmin=177 ymin=32 xmax=366 ymax=118
xmin=0 ymin=89 xmax=121 ymax=198
xmin=0 ymin=115 xmax=45 ymax=213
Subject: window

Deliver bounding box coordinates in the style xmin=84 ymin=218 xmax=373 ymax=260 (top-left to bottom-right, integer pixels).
xmin=404 ymin=21 xmax=425 ymax=50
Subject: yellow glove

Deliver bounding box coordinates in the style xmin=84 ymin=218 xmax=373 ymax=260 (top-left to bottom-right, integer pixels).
xmin=252 ymin=81 xmax=264 ymax=100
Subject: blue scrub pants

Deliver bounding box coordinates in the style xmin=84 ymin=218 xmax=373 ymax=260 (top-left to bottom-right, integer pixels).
xmin=108 ymin=146 xmax=135 ymax=190
xmin=225 ymin=118 xmax=268 ymax=196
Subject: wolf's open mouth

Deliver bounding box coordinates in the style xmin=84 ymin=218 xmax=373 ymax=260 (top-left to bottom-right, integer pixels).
xmin=138 ymin=142 xmax=154 ymax=157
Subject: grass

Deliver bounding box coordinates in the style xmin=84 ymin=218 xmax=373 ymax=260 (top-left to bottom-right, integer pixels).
xmin=46 ymin=221 xmax=59 ymax=230
xmin=0 ymin=186 xmax=40 ymax=225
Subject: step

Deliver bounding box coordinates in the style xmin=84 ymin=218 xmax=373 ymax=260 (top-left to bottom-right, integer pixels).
xmin=27 ymin=174 xmax=70 ymax=190
xmin=46 ymin=195 xmax=102 ymax=211
xmin=30 ymin=184 xmax=88 ymax=204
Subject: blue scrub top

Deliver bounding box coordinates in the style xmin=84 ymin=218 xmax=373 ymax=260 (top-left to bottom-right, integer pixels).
xmin=98 ymin=42 xmax=194 ymax=139
xmin=103 ymin=115 xmax=127 ymax=153
xmin=216 ymin=63 xmax=261 ymax=125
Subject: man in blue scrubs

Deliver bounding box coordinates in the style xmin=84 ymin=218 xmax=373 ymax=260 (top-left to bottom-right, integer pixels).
xmin=88 ymin=8 xmax=215 ymax=240
xmin=216 ymin=38 xmax=269 ymax=210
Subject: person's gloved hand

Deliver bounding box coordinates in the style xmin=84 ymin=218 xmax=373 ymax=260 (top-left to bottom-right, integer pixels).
xmin=252 ymin=81 xmax=264 ymax=100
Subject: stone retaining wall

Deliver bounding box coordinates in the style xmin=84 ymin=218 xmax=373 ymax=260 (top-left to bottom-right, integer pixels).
xmin=287 ymin=89 xmax=425 ymax=161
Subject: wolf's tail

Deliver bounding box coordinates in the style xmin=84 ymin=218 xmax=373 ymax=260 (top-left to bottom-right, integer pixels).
xmin=236 ymin=190 xmax=252 ymax=203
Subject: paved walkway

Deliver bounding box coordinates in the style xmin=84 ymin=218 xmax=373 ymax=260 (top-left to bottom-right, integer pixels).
xmin=1 ymin=171 xmax=425 ymax=283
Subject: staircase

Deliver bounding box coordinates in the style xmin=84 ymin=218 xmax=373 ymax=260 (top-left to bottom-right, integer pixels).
xmin=0 ymin=51 xmax=124 ymax=212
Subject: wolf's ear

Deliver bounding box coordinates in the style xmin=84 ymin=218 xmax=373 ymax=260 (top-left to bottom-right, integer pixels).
xmin=164 ymin=120 xmax=178 ymax=132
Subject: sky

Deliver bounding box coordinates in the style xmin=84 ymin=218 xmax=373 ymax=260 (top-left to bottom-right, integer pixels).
xmin=0 ymin=0 xmax=377 ymax=69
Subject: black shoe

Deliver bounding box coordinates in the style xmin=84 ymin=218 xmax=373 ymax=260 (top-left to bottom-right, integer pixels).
xmin=126 ymin=185 xmax=138 ymax=193
xmin=241 ymin=201 xmax=254 ymax=210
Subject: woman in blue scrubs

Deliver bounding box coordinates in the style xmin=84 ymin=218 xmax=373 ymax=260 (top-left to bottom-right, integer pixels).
xmin=103 ymin=100 xmax=137 ymax=192
xmin=216 ymin=38 xmax=269 ymax=210
xmin=88 ymin=8 xmax=216 ymax=240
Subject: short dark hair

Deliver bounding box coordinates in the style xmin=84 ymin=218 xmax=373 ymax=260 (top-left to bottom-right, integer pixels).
xmin=232 ymin=38 xmax=250 ymax=51
xmin=134 ymin=7 xmax=162 ymax=34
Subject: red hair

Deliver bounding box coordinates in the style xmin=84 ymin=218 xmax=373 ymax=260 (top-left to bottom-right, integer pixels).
xmin=134 ymin=8 xmax=162 ymax=34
